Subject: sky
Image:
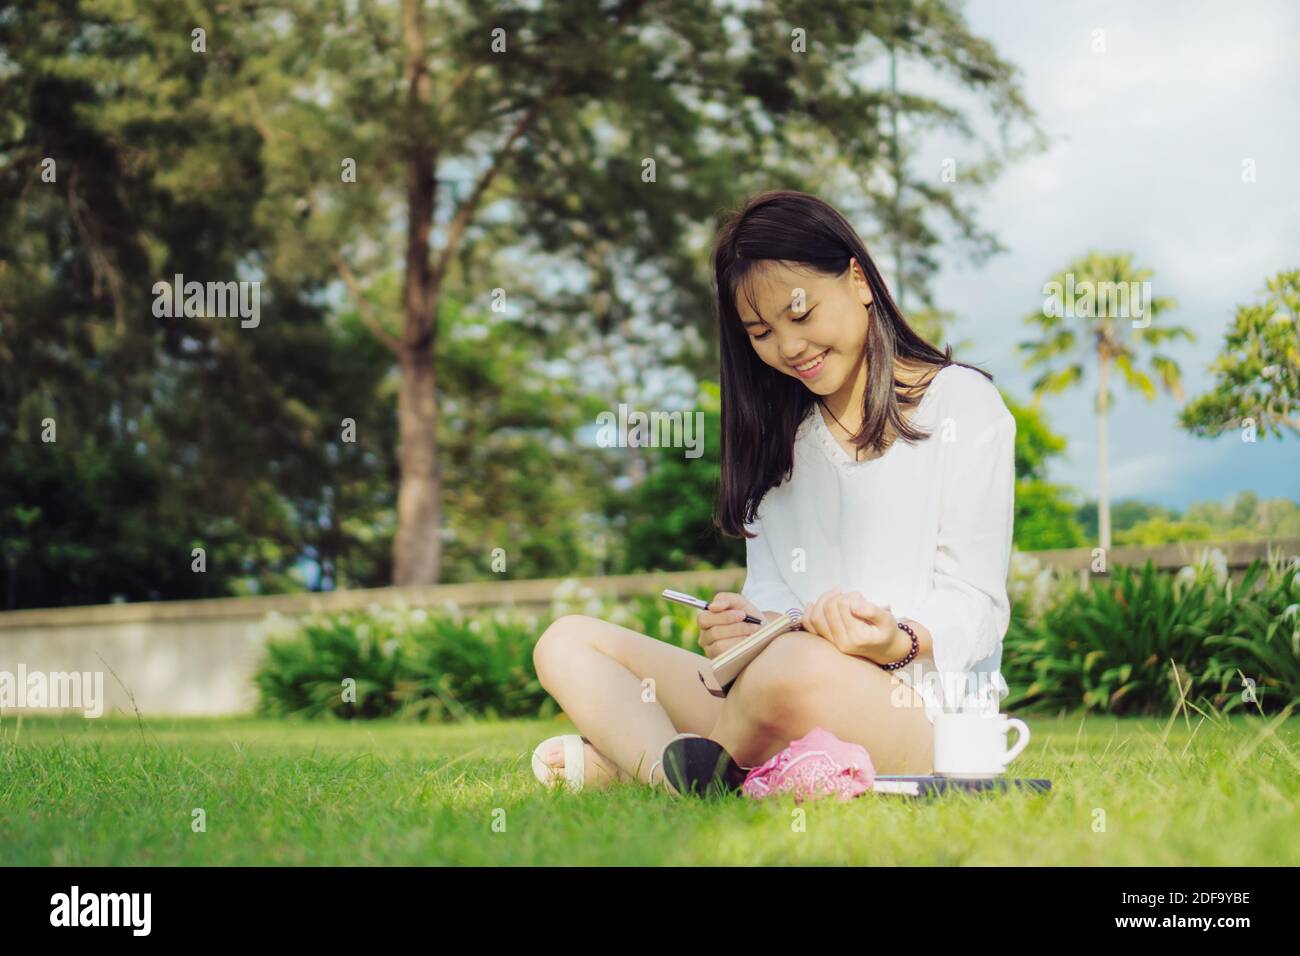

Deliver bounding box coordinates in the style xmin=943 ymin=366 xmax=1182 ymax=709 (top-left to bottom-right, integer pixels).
xmin=907 ymin=0 xmax=1298 ymax=509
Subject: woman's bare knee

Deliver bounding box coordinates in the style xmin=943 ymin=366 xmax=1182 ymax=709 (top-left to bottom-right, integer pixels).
xmin=726 ymin=632 xmax=840 ymax=729
xmin=533 ymin=613 xmax=724 ymax=738
xmin=533 ymin=614 xmax=597 ymax=685
xmin=720 ymin=631 xmax=934 ymax=774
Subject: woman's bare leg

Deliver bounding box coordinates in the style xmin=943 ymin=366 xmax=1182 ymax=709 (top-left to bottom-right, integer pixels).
xmin=532 ymin=614 xmax=726 ymax=788
xmin=707 ymin=631 xmax=935 ymax=774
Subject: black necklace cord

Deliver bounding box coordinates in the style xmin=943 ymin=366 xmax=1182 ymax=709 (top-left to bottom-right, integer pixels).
xmin=817 ymin=398 xmax=863 ymax=461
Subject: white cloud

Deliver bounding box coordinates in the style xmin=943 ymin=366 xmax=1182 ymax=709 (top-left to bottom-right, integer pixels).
xmin=1107 ymin=453 xmax=1179 ymax=498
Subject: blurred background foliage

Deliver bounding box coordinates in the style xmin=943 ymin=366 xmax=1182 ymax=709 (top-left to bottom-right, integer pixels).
xmin=0 ymin=1 xmax=1292 ymax=610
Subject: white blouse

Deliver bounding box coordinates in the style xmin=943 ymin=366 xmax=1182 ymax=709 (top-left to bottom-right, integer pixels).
xmin=739 ymin=364 xmax=1017 ymax=723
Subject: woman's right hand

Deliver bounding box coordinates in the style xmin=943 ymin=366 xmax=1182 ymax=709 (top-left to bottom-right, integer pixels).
xmin=697 ymin=592 xmax=770 ymax=660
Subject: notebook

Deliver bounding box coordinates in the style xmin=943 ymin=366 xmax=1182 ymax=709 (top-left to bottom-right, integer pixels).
xmin=698 ymin=609 xmax=804 ymax=699
xmin=871 ymin=775 xmax=1053 ymax=798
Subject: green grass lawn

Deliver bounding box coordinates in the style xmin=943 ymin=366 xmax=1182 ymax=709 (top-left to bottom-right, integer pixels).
xmin=1 ymin=710 xmax=1296 ymax=866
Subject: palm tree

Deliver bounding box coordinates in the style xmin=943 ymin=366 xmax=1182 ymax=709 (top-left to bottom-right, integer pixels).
xmin=1019 ymin=252 xmax=1193 ymax=551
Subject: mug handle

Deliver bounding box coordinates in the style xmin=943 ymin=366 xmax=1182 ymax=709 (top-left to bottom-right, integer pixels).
xmin=1001 ymin=719 xmax=1030 ymax=765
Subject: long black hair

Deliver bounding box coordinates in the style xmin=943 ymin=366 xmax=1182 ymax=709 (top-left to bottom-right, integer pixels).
xmin=712 ymin=189 xmax=992 ymax=539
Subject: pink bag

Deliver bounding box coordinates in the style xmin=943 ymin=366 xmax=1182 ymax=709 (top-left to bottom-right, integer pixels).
xmin=741 ymin=727 xmax=876 ymax=803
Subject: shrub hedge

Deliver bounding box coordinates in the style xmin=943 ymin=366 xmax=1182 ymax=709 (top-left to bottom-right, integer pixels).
xmin=254 ymin=558 xmax=1298 ymax=720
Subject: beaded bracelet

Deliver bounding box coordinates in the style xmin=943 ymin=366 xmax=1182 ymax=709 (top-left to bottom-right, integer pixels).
xmin=880 ymin=620 xmax=918 ymax=671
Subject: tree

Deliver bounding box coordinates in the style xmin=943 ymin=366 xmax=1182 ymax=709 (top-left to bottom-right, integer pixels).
xmin=433 ymin=296 xmax=615 ymax=582
xmin=1075 ymin=499 xmax=1175 ymax=541
xmin=1183 ymin=493 xmax=1300 ymax=540
xmin=0 ymin=2 xmax=401 ymax=607
xmin=1002 ymin=393 xmax=1084 ymax=550
xmin=1180 ymin=269 xmax=1299 ymax=440
xmin=619 ymin=381 xmax=740 ymax=573
xmin=3 ymin=0 xmax=1041 ymax=599
xmin=1073 ymin=493 xmax=1300 ymax=545
xmin=201 ymin=0 xmax=1040 ymax=585
xmin=1018 ymin=252 xmax=1192 ymax=551
xmin=1114 ymin=517 xmax=1213 ymax=547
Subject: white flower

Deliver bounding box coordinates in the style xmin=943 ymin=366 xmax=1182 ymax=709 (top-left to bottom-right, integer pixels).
xmin=551 ymin=579 xmax=581 ymax=600
xmin=258 ymin=610 xmax=297 ymax=641
xmin=1173 ymin=564 xmax=1198 ymax=595
xmin=1010 ymin=550 xmax=1041 ymax=577
xmin=1030 ymin=568 xmax=1055 ymax=614
xmin=1194 ymin=546 xmax=1229 ymax=585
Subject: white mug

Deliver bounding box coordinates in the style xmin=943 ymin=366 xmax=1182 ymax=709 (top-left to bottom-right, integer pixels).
xmin=933 ymin=712 xmax=1030 ymax=778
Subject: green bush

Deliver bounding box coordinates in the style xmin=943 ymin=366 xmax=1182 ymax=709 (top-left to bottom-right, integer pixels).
xmin=253 ymin=587 xmax=710 ymax=721
xmin=1003 ymin=556 xmax=1298 ymax=716
xmin=254 ymin=562 xmax=1298 ymax=721
xmin=394 ymin=611 xmax=554 ymax=721
xmin=254 ymin=610 xmax=411 ymax=719
xmin=1202 ymin=562 xmax=1300 ymax=714
xmin=253 ymin=604 xmax=550 ymax=721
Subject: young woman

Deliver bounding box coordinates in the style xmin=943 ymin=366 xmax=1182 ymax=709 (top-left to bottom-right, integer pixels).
xmin=531 ymin=189 xmax=1015 ymax=795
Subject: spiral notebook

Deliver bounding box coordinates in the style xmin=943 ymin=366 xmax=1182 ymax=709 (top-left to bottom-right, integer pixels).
xmin=698 ymin=609 xmax=804 ymax=699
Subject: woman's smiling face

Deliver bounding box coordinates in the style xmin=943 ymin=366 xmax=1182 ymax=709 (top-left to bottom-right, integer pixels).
xmin=735 ymin=258 xmax=874 ymax=394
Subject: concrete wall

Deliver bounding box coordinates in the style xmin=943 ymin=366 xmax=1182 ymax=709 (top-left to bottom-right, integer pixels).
xmin=0 ymin=568 xmax=748 ymax=717
xmin=1 ymin=539 xmax=1293 ymax=717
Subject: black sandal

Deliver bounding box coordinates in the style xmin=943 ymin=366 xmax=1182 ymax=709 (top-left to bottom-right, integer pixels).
xmin=661 ymin=736 xmax=749 ymax=797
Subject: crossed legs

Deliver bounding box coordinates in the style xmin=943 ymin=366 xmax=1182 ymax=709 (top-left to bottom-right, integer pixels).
xmin=531 ymin=614 xmax=934 ymax=790
xmin=532 ymin=614 xmax=723 ymax=787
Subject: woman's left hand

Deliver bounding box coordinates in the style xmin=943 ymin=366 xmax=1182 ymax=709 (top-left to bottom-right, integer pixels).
xmin=802 ymin=588 xmax=899 ymax=661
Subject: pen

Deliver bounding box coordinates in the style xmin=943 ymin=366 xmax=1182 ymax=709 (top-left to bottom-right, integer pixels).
xmin=661 ymin=588 xmax=766 ymax=625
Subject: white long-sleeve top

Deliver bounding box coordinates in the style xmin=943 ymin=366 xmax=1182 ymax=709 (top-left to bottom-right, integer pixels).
xmin=739 ymin=364 xmax=1017 ymax=723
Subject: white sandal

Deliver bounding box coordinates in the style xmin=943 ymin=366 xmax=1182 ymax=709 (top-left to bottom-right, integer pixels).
xmin=532 ymin=732 xmax=715 ymax=794
xmin=531 ymin=734 xmax=589 ymax=792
